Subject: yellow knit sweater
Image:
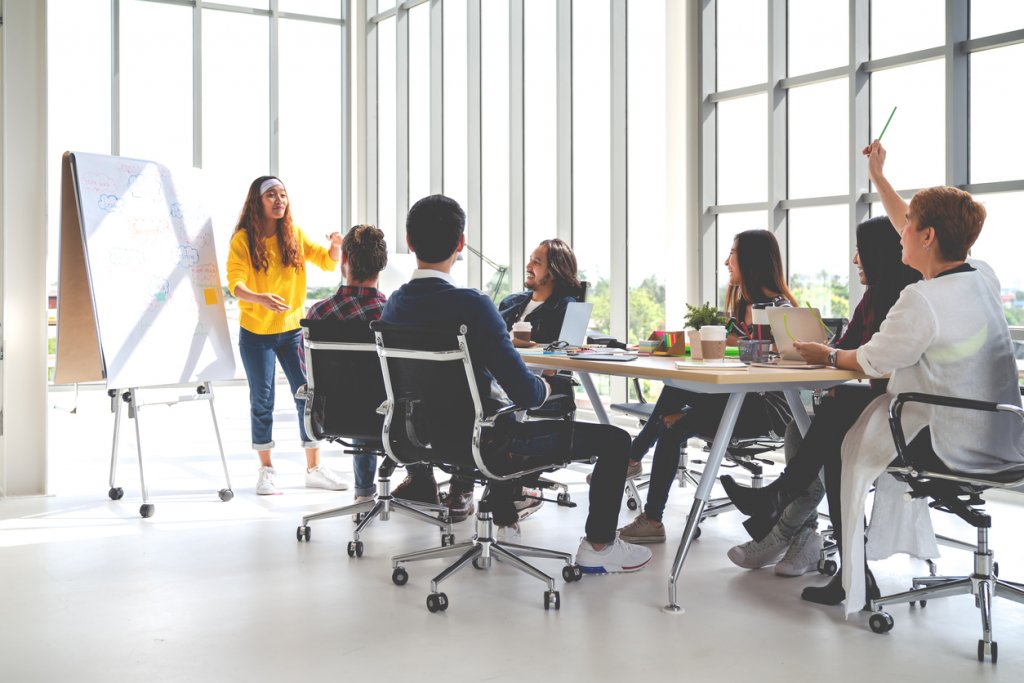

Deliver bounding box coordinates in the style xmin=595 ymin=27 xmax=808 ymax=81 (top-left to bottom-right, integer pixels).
xmin=226 ymin=226 xmax=337 ymax=334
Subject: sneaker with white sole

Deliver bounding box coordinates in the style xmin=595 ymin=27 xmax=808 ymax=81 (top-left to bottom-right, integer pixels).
xmin=352 ymin=493 xmax=377 ymax=522
xmin=256 ymin=466 xmax=277 ymax=495
xmin=726 ymin=524 xmax=790 ymax=569
xmin=305 ymin=465 xmax=349 ymax=491
xmin=496 ymin=523 xmax=522 ymax=544
xmin=514 ymin=488 xmax=544 ymax=521
xmin=774 ymin=527 xmax=824 ymax=577
xmin=586 ymin=460 xmax=643 ymax=485
xmin=617 ymin=513 xmax=666 ymax=544
xmin=575 ymin=537 xmax=652 ymax=574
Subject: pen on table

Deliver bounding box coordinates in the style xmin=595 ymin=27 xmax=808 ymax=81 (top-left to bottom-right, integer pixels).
xmin=877 ymin=105 xmax=897 ymax=141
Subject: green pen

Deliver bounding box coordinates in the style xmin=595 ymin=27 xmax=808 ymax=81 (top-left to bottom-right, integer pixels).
xmin=877 ymin=105 xmax=897 ymax=141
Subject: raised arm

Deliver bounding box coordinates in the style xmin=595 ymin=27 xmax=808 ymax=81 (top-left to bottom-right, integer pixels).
xmin=862 ymin=140 xmax=908 ymax=234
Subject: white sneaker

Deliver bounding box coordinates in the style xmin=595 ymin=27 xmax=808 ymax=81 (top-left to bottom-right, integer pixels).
xmin=256 ymin=466 xmax=277 ymax=495
xmin=496 ymin=523 xmax=522 ymax=544
xmin=575 ymin=537 xmax=652 ymax=574
xmin=514 ymin=488 xmax=544 ymax=521
xmin=305 ymin=465 xmax=349 ymax=491
xmin=727 ymin=525 xmax=790 ymax=569
xmin=352 ymin=493 xmax=376 ymax=522
xmin=774 ymin=527 xmax=824 ymax=577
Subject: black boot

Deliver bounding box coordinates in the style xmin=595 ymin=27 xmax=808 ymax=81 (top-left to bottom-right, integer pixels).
xmin=801 ymin=567 xmax=880 ymax=608
xmin=720 ymin=475 xmax=798 ymax=542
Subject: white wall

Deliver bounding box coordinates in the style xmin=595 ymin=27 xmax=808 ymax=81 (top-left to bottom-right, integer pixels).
xmin=1 ymin=0 xmax=49 ymax=496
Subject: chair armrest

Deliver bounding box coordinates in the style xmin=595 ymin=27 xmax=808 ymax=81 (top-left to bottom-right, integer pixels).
xmin=887 ymin=392 xmax=1024 ymax=468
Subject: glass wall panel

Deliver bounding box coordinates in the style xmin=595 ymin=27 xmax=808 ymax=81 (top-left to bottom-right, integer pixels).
xmin=408 ymin=3 xmax=431 ymax=205
xmin=971 ymin=0 xmax=1024 ymax=38
xmin=572 ymin=0 xmax=611 ymax=337
xmin=442 ymin=0 xmax=468 ymax=212
xmin=279 ymin=0 xmax=343 ymax=19
xmin=970 ymin=45 xmax=1024 ymax=185
xmin=787 ymin=0 xmax=847 ymax=76
xmin=716 ymin=0 xmax=766 ymax=91
xmin=717 ymin=94 xmax=767 ymax=205
xmin=869 ymin=60 xmax=945 ymax=191
xmin=377 ymin=17 xmax=397 ymax=241
xmin=788 ymin=77 xmax=848 ymax=199
xmin=47 ymin=0 xmax=111 ymax=286
xmin=970 ymin=192 xmax=1024 ymax=326
xmin=716 ymin=211 xmax=768 ymax=309
xmin=480 ymin=0 xmax=511 ymax=301
xmin=523 ymin=0 xmax=558 ymax=254
xmin=120 ymin=0 xmax=193 ymax=169
xmin=871 ymin=0 xmax=943 ymax=60
xmin=202 ymin=9 xmax=270 ymax=273
xmin=279 ymin=18 xmax=343 ymax=291
xmin=788 ymin=205 xmax=850 ymax=319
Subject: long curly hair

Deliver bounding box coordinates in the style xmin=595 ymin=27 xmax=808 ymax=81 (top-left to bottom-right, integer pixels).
xmin=233 ymin=176 xmax=303 ymax=272
xmin=538 ymin=238 xmax=585 ymax=301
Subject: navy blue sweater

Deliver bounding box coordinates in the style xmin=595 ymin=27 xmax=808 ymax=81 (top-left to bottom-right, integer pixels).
xmin=381 ymin=276 xmax=547 ymax=413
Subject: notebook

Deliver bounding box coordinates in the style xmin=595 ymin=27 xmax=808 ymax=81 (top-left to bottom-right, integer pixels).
xmin=557 ymin=301 xmax=594 ymax=347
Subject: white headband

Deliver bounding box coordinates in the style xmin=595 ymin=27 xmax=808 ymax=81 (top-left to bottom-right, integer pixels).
xmin=260 ymin=178 xmax=284 ymax=196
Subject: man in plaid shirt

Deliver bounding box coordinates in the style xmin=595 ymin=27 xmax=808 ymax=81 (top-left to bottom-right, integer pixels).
xmin=305 ymin=225 xmax=388 ymax=505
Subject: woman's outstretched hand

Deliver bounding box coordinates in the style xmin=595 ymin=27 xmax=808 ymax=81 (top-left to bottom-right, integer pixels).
xmin=259 ymin=292 xmax=289 ymax=313
xmin=862 ymin=139 xmax=887 ymax=183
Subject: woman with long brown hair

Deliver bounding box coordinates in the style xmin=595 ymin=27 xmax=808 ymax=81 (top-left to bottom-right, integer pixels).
xmin=226 ymin=175 xmax=347 ymax=495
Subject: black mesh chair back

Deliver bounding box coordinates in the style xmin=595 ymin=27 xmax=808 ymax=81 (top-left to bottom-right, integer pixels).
xmin=300 ymin=318 xmax=385 ymax=444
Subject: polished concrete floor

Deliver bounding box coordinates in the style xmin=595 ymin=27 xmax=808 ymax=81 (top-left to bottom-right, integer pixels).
xmin=2 ymin=383 xmax=1023 ymax=681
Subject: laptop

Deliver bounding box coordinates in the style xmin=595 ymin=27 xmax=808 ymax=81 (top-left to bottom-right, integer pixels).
xmin=749 ymin=307 xmax=831 ymax=369
xmin=557 ymin=301 xmax=594 ymax=346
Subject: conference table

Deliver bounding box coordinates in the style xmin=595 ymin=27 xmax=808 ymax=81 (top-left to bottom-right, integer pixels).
xmin=519 ymin=350 xmax=868 ymax=612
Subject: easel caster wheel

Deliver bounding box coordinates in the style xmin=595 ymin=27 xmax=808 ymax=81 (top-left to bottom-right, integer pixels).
xmin=426 ymin=592 xmax=448 ymax=612
xmin=139 ymin=504 xmax=155 ymax=518
xmin=392 ymin=567 xmax=409 ymax=586
xmin=347 ymin=541 xmax=364 ymax=557
xmin=108 ymin=487 xmax=124 ymax=501
xmin=868 ymin=612 xmax=894 ymax=634
xmin=626 ymin=498 xmax=638 ymax=511
xmin=218 ymin=489 xmax=234 ymax=502
xmin=544 ymin=590 xmax=560 ymax=610
xmin=562 ymin=565 xmax=582 ymax=582
xmin=296 ymin=526 xmax=311 ymax=542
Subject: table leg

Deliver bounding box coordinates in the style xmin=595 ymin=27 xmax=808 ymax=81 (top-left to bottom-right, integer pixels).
xmin=783 ymin=388 xmax=812 ymax=436
xmin=576 ymin=371 xmax=610 ymax=424
xmin=665 ymin=390 xmax=747 ymax=613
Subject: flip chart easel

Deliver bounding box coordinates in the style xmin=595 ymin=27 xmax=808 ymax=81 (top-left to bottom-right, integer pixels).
xmin=55 ymin=151 xmax=236 ymax=517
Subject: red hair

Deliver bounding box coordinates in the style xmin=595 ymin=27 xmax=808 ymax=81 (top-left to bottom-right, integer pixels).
xmin=233 ymin=176 xmax=303 ymax=272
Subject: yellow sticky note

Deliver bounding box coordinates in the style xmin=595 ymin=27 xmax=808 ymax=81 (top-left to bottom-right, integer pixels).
xmin=203 ymin=287 xmax=218 ymax=305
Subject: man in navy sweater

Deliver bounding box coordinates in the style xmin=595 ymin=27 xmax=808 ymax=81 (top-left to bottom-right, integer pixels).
xmin=381 ymin=194 xmax=651 ymax=573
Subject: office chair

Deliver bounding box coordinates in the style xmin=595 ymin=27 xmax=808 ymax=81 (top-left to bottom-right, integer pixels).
xmin=867 ymin=392 xmax=1024 ymax=663
xmin=371 ymin=321 xmax=582 ymax=612
xmin=294 ymin=318 xmax=453 ymax=557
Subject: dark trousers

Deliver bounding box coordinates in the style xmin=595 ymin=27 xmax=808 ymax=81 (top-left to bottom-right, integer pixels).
xmin=775 ymin=384 xmax=876 ymax=551
xmin=488 ymin=419 xmax=630 ymax=544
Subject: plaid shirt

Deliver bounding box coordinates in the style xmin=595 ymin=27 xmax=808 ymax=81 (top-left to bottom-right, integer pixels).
xmin=306 ymin=285 xmax=387 ymax=323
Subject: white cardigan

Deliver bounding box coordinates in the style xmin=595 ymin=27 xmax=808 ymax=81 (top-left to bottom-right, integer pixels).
xmin=840 ymin=260 xmax=1024 ymax=616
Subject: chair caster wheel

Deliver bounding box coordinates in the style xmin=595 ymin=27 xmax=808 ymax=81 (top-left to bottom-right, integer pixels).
xmin=978 ymin=640 xmax=997 ymax=663
xmin=108 ymin=487 xmax=124 ymax=501
xmin=218 ymin=489 xmax=234 ymax=502
xmin=472 ymin=557 xmax=490 ymax=570
xmin=692 ymin=526 xmax=701 ymax=540
xmin=426 ymin=592 xmax=448 ymax=612
xmin=139 ymin=504 xmax=155 ymax=518
xmin=392 ymin=567 xmax=409 ymax=586
xmin=868 ymin=612 xmax=894 ymax=634
xmin=626 ymin=498 xmax=638 ymax=511
xmin=557 ymin=492 xmax=571 ymax=504
xmin=347 ymin=540 xmax=363 ymax=557
xmin=296 ymin=526 xmax=311 ymax=542
xmin=819 ymin=559 xmax=838 ymax=576
xmin=544 ymin=590 xmax=561 ymax=610
xmin=562 ymin=564 xmax=582 ymax=582
xmin=441 ymin=533 xmax=455 ymax=547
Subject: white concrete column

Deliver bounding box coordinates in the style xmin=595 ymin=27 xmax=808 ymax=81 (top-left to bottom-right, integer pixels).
xmin=1 ymin=0 xmax=49 ymax=496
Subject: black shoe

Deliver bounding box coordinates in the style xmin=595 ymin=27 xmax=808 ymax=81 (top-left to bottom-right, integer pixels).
xmin=801 ymin=568 xmax=880 ymax=608
xmin=720 ymin=475 xmax=790 ymax=542
xmin=392 ymin=473 xmax=440 ymax=506
xmin=445 ymin=481 xmax=476 ymax=523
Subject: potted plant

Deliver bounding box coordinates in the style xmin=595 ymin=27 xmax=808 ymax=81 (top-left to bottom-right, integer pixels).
xmin=684 ymin=302 xmax=727 ymax=360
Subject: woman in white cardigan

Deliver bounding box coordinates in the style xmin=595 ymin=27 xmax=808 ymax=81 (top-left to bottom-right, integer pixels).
xmin=791 ymin=140 xmax=1024 ymax=616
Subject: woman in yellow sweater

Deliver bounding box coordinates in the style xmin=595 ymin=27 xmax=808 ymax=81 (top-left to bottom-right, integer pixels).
xmin=226 ymin=176 xmax=347 ymax=495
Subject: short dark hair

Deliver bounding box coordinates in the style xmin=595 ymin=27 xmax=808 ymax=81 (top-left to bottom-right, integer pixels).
xmin=909 ymin=186 xmax=986 ymax=261
xmin=406 ymin=195 xmax=466 ymax=263
xmin=342 ymin=224 xmax=388 ymax=281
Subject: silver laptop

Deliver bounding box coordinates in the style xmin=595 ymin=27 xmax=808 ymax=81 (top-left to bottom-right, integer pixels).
xmin=751 ymin=307 xmax=831 ymax=368
xmin=558 ymin=301 xmax=594 ymax=346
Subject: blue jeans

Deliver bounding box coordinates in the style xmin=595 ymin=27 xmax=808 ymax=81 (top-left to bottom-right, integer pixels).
xmin=348 ymin=440 xmax=378 ymax=497
xmin=238 ymin=327 xmax=320 ymax=450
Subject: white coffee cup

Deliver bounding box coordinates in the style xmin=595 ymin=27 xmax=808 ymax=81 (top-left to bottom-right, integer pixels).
xmin=512 ymin=321 xmax=532 ymax=342
xmin=699 ymin=324 xmax=727 ymax=360
xmin=700 ymin=325 xmax=727 ymax=342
